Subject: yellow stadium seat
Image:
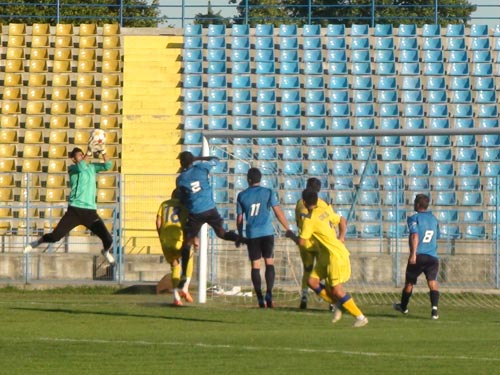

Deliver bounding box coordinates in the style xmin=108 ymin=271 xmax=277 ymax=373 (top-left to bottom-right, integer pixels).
xmin=97 ymin=174 xmax=117 ymax=188
xmin=46 ymin=174 xmax=67 ymax=188
xmin=47 ymin=159 xmax=67 ymax=173
xmin=0 ymin=115 xmax=19 ymax=128
xmin=103 ymin=23 xmax=120 ymax=35
xmin=52 ymin=73 xmax=70 ymax=86
xmin=50 ymin=101 xmax=69 ymax=115
xmin=97 ymin=207 xmax=115 ymax=219
xmin=103 ymin=36 xmax=120 ymax=49
xmin=5 ymin=60 xmax=23 ymax=72
xmin=18 ymin=208 xmax=39 ymax=219
xmin=22 ymin=144 xmax=42 ymax=158
xmin=28 ymin=73 xmax=47 ymax=86
xmin=0 ymin=144 xmax=16 ymax=157
xmin=32 ymin=23 xmax=50 ymax=35
xmin=4 ymin=73 xmax=22 ymax=86
xmin=31 ymin=35 xmax=49 ymax=47
xmin=44 ymin=207 xmax=64 ymax=226
xmin=103 ymin=144 xmax=118 ymax=157
xmin=48 ymin=130 xmax=68 ymax=144
xmin=100 ymin=102 xmax=120 ymax=115
xmin=100 ymin=116 xmax=119 ymax=129
xmin=0 ymin=188 xmax=14 ymax=202
xmin=22 ymin=159 xmax=42 ymax=172
xmin=73 ymin=130 xmax=91 ymax=145
xmin=76 ymin=87 xmax=95 ymax=101
xmin=49 ymin=115 xmax=69 ymax=128
xmin=102 ymin=60 xmax=120 ymax=72
xmin=2 ymin=101 xmax=20 ymax=114
xmin=6 ymin=47 xmax=24 ymax=59
xmin=52 ymin=87 xmax=70 ymax=101
xmin=8 ymin=35 xmax=25 ymax=47
xmin=31 ymin=47 xmax=48 ymax=59
xmin=19 ymin=187 xmax=40 ymax=202
xmin=0 ymin=174 xmax=15 ymax=187
xmin=79 ymin=36 xmax=97 ymax=48
xmin=0 ymin=220 xmax=12 ymax=234
xmin=97 ymin=188 xmax=117 ymax=203
xmin=56 ymin=24 xmax=73 ymax=35
xmin=3 ymin=87 xmax=21 ymax=100
xmin=74 ymin=116 xmax=93 ymax=128
xmin=101 ymin=74 xmax=120 ymax=87
xmin=48 ymin=144 xmax=68 ymax=158
xmin=102 ymin=49 xmax=120 ymax=61
xmin=75 ymin=102 xmax=94 ymax=115
xmin=27 ymin=87 xmax=46 ymax=100
xmin=9 ymin=23 xmax=26 ymax=35
xmin=24 ymin=129 xmax=44 ymax=143
xmin=54 ymin=36 xmax=72 ymax=48
xmin=0 ymin=129 xmax=18 ymax=143
xmin=0 ymin=159 xmax=16 ymax=172
xmin=78 ymin=48 xmax=95 ymax=61
xmin=52 ymin=60 xmax=71 ymax=72
xmin=0 ymin=207 xmax=13 ymax=218
xmin=77 ymin=60 xmax=95 ymax=72
xmin=29 ymin=59 xmax=47 ymax=73
xmin=79 ymin=23 xmax=97 ymax=35
xmin=25 ymin=115 xmax=44 ymax=129
xmin=54 ymin=47 xmax=72 ymax=60
xmin=45 ymin=188 xmax=67 ymax=202
xmin=26 ymin=101 xmax=45 ymax=115
xmin=101 ymin=88 xmax=120 ymax=101
xmin=104 ymin=131 xmax=118 ymax=144
xmin=77 ymin=74 xmax=95 ymax=87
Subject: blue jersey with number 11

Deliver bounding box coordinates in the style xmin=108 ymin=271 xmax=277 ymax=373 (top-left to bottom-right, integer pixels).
xmin=237 ymin=186 xmax=278 ymax=239
xmin=176 ymin=160 xmax=216 ymax=214
xmin=407 ymin=211 xmax=439 ymax=258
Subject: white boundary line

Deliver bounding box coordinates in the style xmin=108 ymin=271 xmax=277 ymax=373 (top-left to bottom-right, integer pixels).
xmin=17 ymin=337 xmax=496 ymax=362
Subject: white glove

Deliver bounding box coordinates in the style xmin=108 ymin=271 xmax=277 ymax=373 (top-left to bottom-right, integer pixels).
xmin=94 ymin=143 xmax=107 ymax=155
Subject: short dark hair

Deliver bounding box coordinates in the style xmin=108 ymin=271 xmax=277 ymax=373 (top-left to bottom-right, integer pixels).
xmin=302 ymin=189 xmax=318 ymax=207
xmin=247 ymin=167 xmax=262 ymax=184
xmin=414 ymin=194 xmax=430 ymax=210
xmin=179 ymin=151 xmax=194 ymax=169
xmin=70 ymin=147 xmax=84 ymax=158
xmin=306 ymin=177 xmax=322 ymax=193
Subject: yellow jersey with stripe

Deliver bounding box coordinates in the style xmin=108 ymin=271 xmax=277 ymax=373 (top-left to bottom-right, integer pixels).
xmin=157 ymin=198 xmax=188 ymax=255
xmin=295 ymin=197 xmax=329 ymax=252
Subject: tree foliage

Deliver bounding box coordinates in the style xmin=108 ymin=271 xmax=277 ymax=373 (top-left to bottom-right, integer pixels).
xmin=194 ymin=0 xmax=231 ymax=27
xmin=0 ymin=0 xmax=166 ymax=27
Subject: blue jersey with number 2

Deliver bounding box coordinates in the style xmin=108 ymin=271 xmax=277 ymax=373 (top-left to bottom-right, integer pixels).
xmin=407 ymin=211 xmax=439 ymax=258
xmin=176 ymin=160 xmax=217 ymax=214
xmin=237 ymin=186 xmax=278 ymax=239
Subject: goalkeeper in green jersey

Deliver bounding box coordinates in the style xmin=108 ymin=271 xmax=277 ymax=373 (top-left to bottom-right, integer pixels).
xmin=24 ymin=138 xmax=115 ymax=265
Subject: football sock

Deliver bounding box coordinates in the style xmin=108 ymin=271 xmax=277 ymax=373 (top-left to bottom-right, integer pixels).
xmin=313 ymin=284 xmax=334 ymax=304
xmin=251 ymin=268 xmax=262 ymax=296
xmin=339 ymin=294 xmax=364 ymax=318
xmin=430 ymin=290 xmax=439 ymax=309
xmin=401 ymin=290 xmax=412 ymax=310
xmin=301 ymin=288 xmax=309 ymax=299
xmin=171 ymin=264 xmax=181 ymax=289
xmin=265 ymin=265 xmax=275 ymax=292
xmin=186 ymin=254 xmax=194 ymax=279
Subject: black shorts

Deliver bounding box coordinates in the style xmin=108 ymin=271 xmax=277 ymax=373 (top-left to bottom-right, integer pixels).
xmin=405 ymin=254 xmax=439 ymax=284
xmin=184 ymin=208 xmax=225 ymax=240
xmin=247 ymin=235 xmax=274 ymax=261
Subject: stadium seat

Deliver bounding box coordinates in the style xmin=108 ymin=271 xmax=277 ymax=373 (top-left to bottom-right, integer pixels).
xmin=378 ymin=91 xmax=398 ymax=104
xmin=475 ymin=90 xmax=496 ymax=104
xmin=407 ymin=162 xmax=429 ymax=176
xmin=398 ymin=37 xmax=418 ymax=50
xmin=445 ymin=24 xmax=464 ymax=37
xmin=433 ymin=162 xmax=454 ymax=176
xmin=331 ymin=148 xmax=352 ymax=161
xmin=357 ymin=208 xmax=382 ymax=221
xmin=435 ymin=191 xmax=457 ymax=206
xmin=401 ymin=90 xmax=422 ymax=103
xmin=433 ymin=176 xmax=455 ymax=191
xmin=308 ymin=146 xmax=328 ymax=161
xmin=464 ymin=225 xmax=486 ymax=240
xmin=447 ymin=50 xmax=467 ymax=63
xmin=472 ymin=63 xmax=493 ymax=76
xmin=477 ymin=104 xmax=498 ymax=118
xmin=351 ymin=62 xmax=370 ymax=75
xmin=446 ymin=37 xmax=465 ymax=50
xmin=208 ymin=117 xmax=227 ymax=130
xmin=359 ymin=223 xmax=382 ymax=238
xmin=440 ymin=224 xmax=460 ymax=239
xmin=303 ymin=38 xmax=321 ymax=50
xmin=329 ymin=90 xmax=349 ymax=103
xmin=332 ymin=162 xmax=353 ymax=176
xmin=461 ymin=191 xmax=483 ymax=206
xmin=423 ymin=50 xmax=443 ymax=62
xmin=282 ymin=190 xmax=302 ymax=205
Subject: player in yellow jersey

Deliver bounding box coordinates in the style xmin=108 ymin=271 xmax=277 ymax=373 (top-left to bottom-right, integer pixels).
xmin=288 ymin=189 xmax=368 ymax=327
xmin=295 ymin=178 xmax=336 ymax=309
xmin=156 ymin=190 xmax=195 ymax=306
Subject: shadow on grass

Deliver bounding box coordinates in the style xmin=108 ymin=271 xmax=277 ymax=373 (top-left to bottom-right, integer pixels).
xmin=10 ymin=306 xmax=226 ymax=323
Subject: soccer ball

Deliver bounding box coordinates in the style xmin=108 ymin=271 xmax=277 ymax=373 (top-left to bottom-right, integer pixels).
xmin=91 ymin=129 xmax=106 ymax=144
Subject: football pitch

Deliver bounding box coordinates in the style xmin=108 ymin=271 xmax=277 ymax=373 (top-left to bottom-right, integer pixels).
xmin=1 ymin=287 xmax=499 ymax=375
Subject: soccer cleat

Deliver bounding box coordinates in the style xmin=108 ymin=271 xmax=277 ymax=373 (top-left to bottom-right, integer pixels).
xmin=23 ymin=245 xmax=33 ymax=254
xmin=299 ymin=297 xmax=307 ymax=309
xmin=353 ymin=317 xmax=369 ymax=328
xmin=329 ymin=304 xmax=336 ymax=312
xmin=331 ymin=307 xmax=343 ymax=324
xmin=393 ymin=303 xmax=408 ymax=314
xmin=431 ymin=308 xmax=439 ymax=320
xmin=101 ymin=249 xmax=115 ymax=264
xmin=172 ymin=299 xmax=183 ymax=307
xmin=257 ymin=297 xmax=266 ymax=308
xmin=179 ymin=290 xmax=194 ymax=303
xmin=265 ymin=294 xmax=274 ymax=308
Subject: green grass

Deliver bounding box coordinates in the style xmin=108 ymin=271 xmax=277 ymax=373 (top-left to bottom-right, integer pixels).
xmin=1 ymin=288 xmax=499 ymax=375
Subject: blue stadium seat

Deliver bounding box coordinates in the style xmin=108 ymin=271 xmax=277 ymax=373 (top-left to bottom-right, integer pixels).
xmin=305 ymin=89 xmax=325 ymax=103
xmin=231 ymin=24 xmax=249 ymax=36
xmin=326 ymin=37 xmax=346 ymax=49
xmin=450 ymin=90 xmax=472 ymax=103
xmin=423 ymin=62 xmax=444 ymax=75
xmin=329 ymin=90 xmax=349 ymax=103
xmin=407 ymin=162 xmax=429 ymax=175
xmin=426 ymin=90 xmax=447 ymax=103
xmin=435 ymin=191 xmax=457 ymax=206
xmin=400 ymin=62 xmax=420 ymax=75
xmin=257 ymin=102 xmax=276 ymax=116
xmin=448 ymin=50 xmax=467 ymax=63
xmin=304 ymin=62 xmax=323 ymax=74
xmin=233 ymin=145 xmax=252 ymax=160
xmin=351 ymin=62 xmax=371 ymax=75
xmin=422 ymin=37 xmax=442 ymax=50
xmin=260 ymin=175 xmax=278 ymax=189
xmin=208 ymin=89 xmax=227 ymax=102
xmin=232 ymin=117 xmax=251 ymax=130
xmin=360 ymin=224 xmax=382 ymax=238
xmin=332 ymin=191 xmax=354 ymax=205
xmin=257 ymin=117 xmax=277 ymax=131
xmin=327 ymin=49 xmax=347 ymax=62
xmin=257 ymin=76 xmax=276 ymax=89
xmin=256 ymin=145 xmax=277 ymax=160
xmin=231 ymin=49 xmax=249 ymax=62
xmin=374 ymin=36 xmax=394 ymax=50
xmin=351 ymin=49 xmax=370 ymax=63
xmin=401 ymin=76 xmax=421 ymax=90
xmin=282 ymin=161 xmax=304 ymax=175
xmin=282 ymin=146 xmax=302 ymax=160
xmin=350 ymin=24 xmax=369 ymax=36
xmin=232 ymin=103 xmax=251 ymax=116
xmin=281 ymin=90 xmax=300 ymax=103
xmin=258 ymin=160 xmax=278 ymax=174
xmin=435 ymin=209 xmax=458 ymax=223
xmin=423 ymin=50 xmax=443 ymax=62
xmin=429 ymin=103 xmax=448 ymax=118
xmin=478 ymin=104 xmax=498 ymax=117
xmin=449 ymin=76 xmax=470 ymax=90
xmin=212 ymin=175 xmax=228 ymax=189
xmin=357 ymin=207 xmax=382 ymax=221
xmin=351 ymin=37 xmax=370 ymax=49
xmin=474 ymin=77 xmax=495 ymax=90
xmin=383 ymin=172 xmax=404 ymax=188
xmin=440 ymin=224 xmax=460 ymax=239
xmin=305 ymin=76 xmax=325 ymax=89
xmin=232 ymin=89 xmax=251 ymax=102
xmin=354 ymin=117 xmax=374 ymax=130
xmin=376 ymin=62 xmax=396 ymax=75
xmin=234 ymin=160 xmax=250 ymax=175
xmin=421 ymin=24 xmax=440 ymax=36
xmin=431 ymin=147 xmax=452 ymax=161
xmin=330 ymin=103 xmax=350 ymax=117
xmin=458 ymin=176 xmax=481 ymax=191
xmin=256 ymin=61 xmax=275 ymax=74
xmin=232 ymin=61 xmax=250 ymax=74
xmin=386 ymin=224 xmax=409 ymax=238
xmin=184 ymin=61 xmax=202 ymax=74
xmin=463 ymin=210 xmax=484 ymax=223
xmin=448 ymin=62 xmax=469 ymax=76
xmin=283 ymin=176 xmax=305 ymax=190
xmin=256 ymin=137 xmax=277 ymax=146
xmin=380 ymin=134 xmax=401 ymax=147
xmin=378 ymin=91 xmax=398 ymax=104
xmin=433 ymin=176 xmax=455 ymax=191
xmin=306 ymin=136 xmax=327 ymax=146
xmin=280 ymin=49 xmax=298 ymax=63
xmin=353 ymin=103 xmax=374 ymax=117
xmin=207 ymin=36 xmax=225 ymax=49
xmin=305 ymin=117 xmax=326 ymax=131
xmin=380 ymin=147 xmax=402 ymax=160
xmin=464 ymin=225 xmax=486 ymax=239
xmin=327 ymin=24 xmax=345 ymax=36
xmin=184 ymin=49 xmax=202 ymax=62
xmin=433 ymin=162 xmax=454 ymax=176
xmin=255 ymin=49 xmax=274 ymax=62
xmin=399 ymin=37 xmax=418 ymax=50
xmin=404 ymin=103 xmax=424 ymax=117
xmin=279 ymin=24 xmax=297 ymax=36
xmin=281 ymin=103 xmax=301 ymax=117
xmin=359 ymin=176 xmax=380 ymax=190
xmin=304 ymin=49 xmax=322 ymax=63
xmin=475 ymin=90 xmax=496 ymax=104
xmin=184 ymin=88 xmax=203 ymax=102
xmin=208 ymin=117 xmax=227 ymax=130
xmin=184 ymin=36 xmax=202 ymax=49
xmin=481 ymin=148 xmax=500 ymax=162
xmin=329 ymin=76 xmax=348 ymax=89
xmin=184 ymin=23 xmax=202 ymax=36
xmin=398 ymin=24 xmax=417 ymax=36
xmin=303 ymin=37 xmax=321 ymax=49
xmin=408 ymin=176 xmax=430 ymax=191
xmin=184 ymin=102 xmax=203 ymax=116
xmin=331 ymin=147 xmax=352 ymax=160
xmin=377 ymin=76 xmax=396 ymax=90
xmin=282 ymin=136 xmax=301 ymax=145
xmin=184 ymin=74 xmax=202 ymax=88
xmin=456 ymin=148 xmax=478 ymax=162
xmin=352 ymin=76 xmax=372 ymax=90
xmin=480 ymin=118 xmax=500 ymax=129
xmin=445 ymin=24 xmax=464 ymax=37
xmin=452 ymin=103 xmax=473 ymax=117
xmin=208 ymin=24 xmax=225 ymax=36
xmin=281 ymin=116 xmax=301 ymax=130
xmin=400 ymin=49 xmax=418 ymax=62
xmin=472 ymin=63 xmax=493 ymax=76
xmin=446 ymin=37 xmax=465 ymax=50
xmin=401 ymin=90 xmax=422 ymax=103
xmin=374 ymin=23 xmax=393 ymax=36
xmin=353 ymin=90 xmax=373 ymax=103
xmin=461 ymin=191 xmax=483 ymax=206
xmin=279 ymin=75 xmax=299 ymax=89
xmin=308 ymin=146 xmax=328 ymax=160
xmin=255 ymin=36 xmax=274 ymax=49
xmin=208 ymin=75 xmax=226 ymax=88
xmin=328 ymin=62 xmax=347 ymax=74
xmin=470 ymin=37 xmax=490 ymax=50
xmin=472 ymin=50 xmax=491 ymax=63
xmin=207 ymin=48 xmax=226 ymax=61
xmin=332 ymin=162 xmax=353 ymax=176
xmin=480 ymin=134 xmax=500 ymax=147
xmin=231 ymin=36 xmax=249 ymax=49
xmin=425 ymin=76 xmax=446 ymax=90
xmin=183 ymin=131 xmax=203 ymax=145
xmin=374 ymin=49 xmax=395 ymax=62
xmin=333 ymin=176 xmax=354 ymax=190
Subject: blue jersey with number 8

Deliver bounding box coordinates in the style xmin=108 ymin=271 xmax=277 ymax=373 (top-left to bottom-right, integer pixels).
xmin=407 ymin=211 xmax=440 ymax=258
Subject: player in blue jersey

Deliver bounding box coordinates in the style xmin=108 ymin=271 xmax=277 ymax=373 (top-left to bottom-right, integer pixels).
xmin=394 ymin=194 xmax=441 ymax=319
xmin=236 ymin=167 xmax=293 ymax=308
xmin=175 ymin=151 xmax=239 ymax=302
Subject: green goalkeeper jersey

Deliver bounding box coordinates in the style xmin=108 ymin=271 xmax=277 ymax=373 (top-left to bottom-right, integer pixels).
xmin=68 ymin=160 xmax=112 ymax=210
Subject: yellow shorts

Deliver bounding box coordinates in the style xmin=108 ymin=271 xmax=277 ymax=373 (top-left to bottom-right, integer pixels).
xmin=310 ymin=243 xmax=351 ymax=287
xmin=299 ymin=239 xmax=319 ymax=269
xmin=160 ymin=239 xmax=182 ymax=264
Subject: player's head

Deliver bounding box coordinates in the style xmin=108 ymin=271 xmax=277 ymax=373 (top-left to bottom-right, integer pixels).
xmin=414 ymin=194 xmax=430 ymax=211
xmin=306 ymin=177 xmax=322 ymax=193
xmin=247 ymin=167 xmax=262 ymax=185
xmin=178 ymin=151 xmax=194 ymax=169
xmin=70 ymin=147 xmax=84 ymax=162
xmin=302 ymin=188 xmax=318 ymax=208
